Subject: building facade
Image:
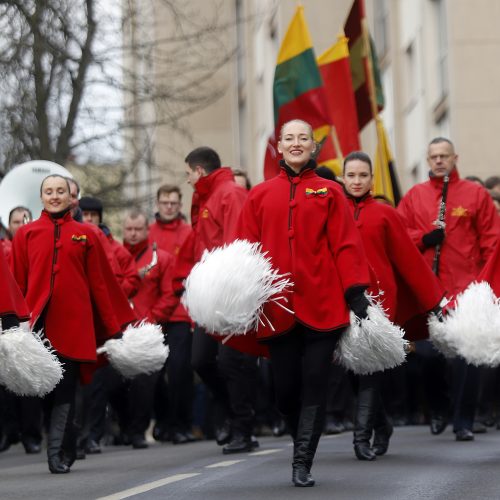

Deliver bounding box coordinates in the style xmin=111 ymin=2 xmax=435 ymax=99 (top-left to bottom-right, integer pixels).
xmin=126 ymin=0 xmax=500 ymax=212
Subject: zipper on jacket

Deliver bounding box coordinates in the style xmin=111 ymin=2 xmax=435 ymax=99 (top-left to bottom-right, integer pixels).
xmin=288 ymin=180 xmax=297 ymax=253
xmin=34 ymin=220 xmax=60 ymax=328
xmin=354 ymin=204 xmax=361 ymax=221
xmin=49 ymin=223 xmax=60 ymax=291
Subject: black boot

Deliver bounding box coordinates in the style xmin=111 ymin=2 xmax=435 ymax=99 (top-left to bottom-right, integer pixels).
xmin=47 ymin=404 xmax=73 ymax=474
xmin=292 ymin=405 xmax=324 ymax=487
xmin=353 ymin=378 xmax=377 ymax=461
xmin=372 ymin=407 xmax=393 ymax=456
xmin=281 ymin=408 xmax=300 ymax=441
xmin=222 ymin=431 xmax=253 ymax=454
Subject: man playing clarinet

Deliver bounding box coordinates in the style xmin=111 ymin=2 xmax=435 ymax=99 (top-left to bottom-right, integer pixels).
xmin=398 ymin=137 xmax=499 ymax=441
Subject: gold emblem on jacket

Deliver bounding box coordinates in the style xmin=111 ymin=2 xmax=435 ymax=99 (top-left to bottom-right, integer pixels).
xmin=201 ymin=208 xmax=209 ymax=218
xmin=451 ymin=206 xmax=469 ymax=217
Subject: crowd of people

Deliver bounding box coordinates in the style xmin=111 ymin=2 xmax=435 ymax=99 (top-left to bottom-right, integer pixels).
xmin=1 ymin=119 xmax=500 ymax=487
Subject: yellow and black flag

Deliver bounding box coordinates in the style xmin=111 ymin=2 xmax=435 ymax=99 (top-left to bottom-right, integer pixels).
xmin=373 ymin=118 xmax=401 ymax=206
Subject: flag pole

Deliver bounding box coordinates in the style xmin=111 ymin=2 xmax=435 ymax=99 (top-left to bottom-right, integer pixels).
xmin=330 ymin=125 xmax=344 ymax=165
xmin=361 ymin=16 xmax=387 ymax=195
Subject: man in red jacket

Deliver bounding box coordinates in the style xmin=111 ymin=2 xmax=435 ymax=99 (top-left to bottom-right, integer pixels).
xmin=109 ymin=209 xmax=177 ymax=449
xmin=148 ymin=185 xmax=195 ymax=444
xmin=180 ymin=146 xmax=259 ymax=454
xmin=79 ymin=196 xmax=140 ymax=299
xmin=398 ymin=137 xmax=499 ymax=441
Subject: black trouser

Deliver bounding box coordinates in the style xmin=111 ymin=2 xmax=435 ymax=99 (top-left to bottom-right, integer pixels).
xmin=326 ymin=363 xmax=354 ymax=424
xmin=218 ymin=344 xmax=258 ymax=436
xmin=86 ymin=365 xmax=112 ymax=443
xmin=415 ymin=339 xmax=450 ymax=417
xmin=45 ymin=357 xmax=80 ymax=462
xmin=46 ymin=357 xmax=80 ymax=414
xmin=108 ymin=369 xmax=159 ymax=439
xmin=191 ymin=326 xmax=258 ymax=437
xmin=266 ymin=325 xmax=342 ymax=416
xmin=191 ymin=326 xmax=232 ymax=422
xmin=165 ymin=322 xmax=193 ymax=433
xmin=2 ymin=392 xmax=42 ymax=445
xmin=451 ymin=357 xmax=480 ymax=432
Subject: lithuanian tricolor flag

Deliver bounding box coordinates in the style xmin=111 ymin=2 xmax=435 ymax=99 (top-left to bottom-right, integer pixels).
xmin=264 ymin=6 xmax=334 ymax=180
xmin=318 ymin=36 xmax=361 ymax=166
xmin=344 ymin=0 xmax=385 ymax=130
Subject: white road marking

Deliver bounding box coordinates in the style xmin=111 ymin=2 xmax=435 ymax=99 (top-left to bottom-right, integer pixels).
xmin=323 ymin=434 xmax=343 ymax=439
xmin=205 ymin=459 xmax=245 ymax=468
xmin=95 ymin=473 xmax=200 ymax=500
xmin=248 ymin=448 xmax=282 ymax=456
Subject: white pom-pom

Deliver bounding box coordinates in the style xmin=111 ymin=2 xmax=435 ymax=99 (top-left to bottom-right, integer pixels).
xmin=0 ymin=327 xmax=64 ymax=396
xmin=97 ymin=322 xmax=168 ymax=378
xmin=428 ymin=314 xmax=459 ymax=359
xmin=430 ymin=282 xmax=500 ymax=366
xmin=182 ymin=240 xmax=292 ymax=335
xmin=335 ymin=297 xmax=408 ymax=375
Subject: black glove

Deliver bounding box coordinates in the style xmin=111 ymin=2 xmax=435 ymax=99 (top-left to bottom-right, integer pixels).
xmin=1 ymin=314 xmax=20 ymax=330
xmin=430 ymin=305 xmax=445 ymax=323
xmin=422 ymin=228 xmax=445 ymax=248
xmin=345 ymin=286 xmax=370 ymax=319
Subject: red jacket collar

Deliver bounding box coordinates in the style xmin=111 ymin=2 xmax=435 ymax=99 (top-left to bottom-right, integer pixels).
xmin=194 ymin=167 xmax=235 ymax=199
xmin=124 ymin=238 xmax=149 ymax=257
xmin=153 ymin=215 xmax=184 ymax=231
xmin=40 ymin=209 xmax=73 ymax=224
xmin=429 ymin=167 xmax=459 ymax=188
xmin=345 ymin=192 xmax=375 ymax=208
xmin=279 ymin=159 xmax=317 ymax=180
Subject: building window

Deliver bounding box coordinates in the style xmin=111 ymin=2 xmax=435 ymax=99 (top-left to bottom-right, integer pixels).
xmin=432 ymin=0 xmax=449 ymax=98
xmin=374 ymin=0 xmax=390 ymax=60
xmin=404 ymin=41 xmax=417 ymax=110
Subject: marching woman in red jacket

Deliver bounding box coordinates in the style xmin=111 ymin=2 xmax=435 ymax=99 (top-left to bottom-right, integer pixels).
xmin=342 ymin=151 xmax=444 ymax=461
xmin=10 ymin=175 xmax=135 ymax=474
xmin=237 ymin=120 xmax=372 ymax=487
xmin=0 ymin=239 xmax=30 ymax=328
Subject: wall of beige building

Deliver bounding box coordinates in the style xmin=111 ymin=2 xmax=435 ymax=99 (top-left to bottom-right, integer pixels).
xmin=370 ymin=0 xmax=500 ymax=191
xmin=131 ymin=0 xmax=500 ymax=216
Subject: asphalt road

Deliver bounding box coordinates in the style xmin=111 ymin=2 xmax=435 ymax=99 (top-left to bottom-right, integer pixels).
xmin=2 ymin=426 xmax=500 ymax=499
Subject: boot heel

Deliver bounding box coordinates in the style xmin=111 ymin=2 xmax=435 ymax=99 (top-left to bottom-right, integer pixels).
xmin=292 ymin=464 xmax=315 ymax=487
xmin=48 ymin=457 xmax=70 ymax=474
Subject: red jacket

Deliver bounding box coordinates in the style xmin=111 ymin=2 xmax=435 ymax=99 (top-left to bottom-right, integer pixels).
xmin=173 ymin=167 xmax=247 ymax=299
xmin=346 ymin=194 xmax=444 ymax=339
xmin=125 ymin=239 xmax=177 ymax=324
xmin=477 ymin=240 xmax=500 ymax=294
xmin=397 ymin=168 xmax=499 ymax=295
xmin=1 ymin=238 xmax=12 ymax=262
xmin=149 ymin=216 xmax=192 ymax=257
xmin=0 ymin=239 xmax=30 ymax=322
xmin=149 ymin=216 xmax=192 ymax=323
xmin=11 ymin=211 xmax=136 ymax=362
xmin=237 ymin=165 xmax=371 ymax=339
xmin=190 ymin=167 xmax=247 ymax=261
xmin=108 ymin=236 xmax=140 ymax=298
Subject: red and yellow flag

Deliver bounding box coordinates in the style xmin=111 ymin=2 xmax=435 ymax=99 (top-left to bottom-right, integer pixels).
xmin=264 ymin=6 xmax=333 ymax=179
xmin=318 ymin=35 xmax=361 ymax=172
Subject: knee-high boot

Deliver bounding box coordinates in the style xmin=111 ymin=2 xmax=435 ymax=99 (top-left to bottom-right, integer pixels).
xmin=353 ymin=381 xmax=377 ymax=461
xmin=47 ymin=403 xmax=73 ymax=474
xmin=372 ymin=405 xmax=393 ymax=456
xmin=292 ymin=405 xmax=324 ymax=487
xmin=281 ymin=408 xmax=300 ymax=441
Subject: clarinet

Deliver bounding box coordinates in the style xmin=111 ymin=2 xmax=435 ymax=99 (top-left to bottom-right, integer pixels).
xmin=139 ymin=242 xmax=158 ymax=278
xmin=432 ymin=175 xmax=450 ymax=276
